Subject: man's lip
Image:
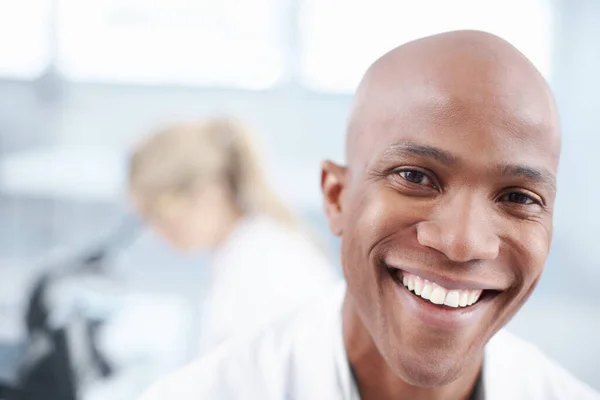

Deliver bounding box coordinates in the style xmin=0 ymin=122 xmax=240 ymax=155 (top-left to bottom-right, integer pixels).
xmin=385 ymin=263 xmax=504 ymax=291
xmin=391 ymin=277 xmax=493 ymax=330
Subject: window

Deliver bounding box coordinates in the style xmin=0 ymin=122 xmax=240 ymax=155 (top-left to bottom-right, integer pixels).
xmin=300 ymin=0 xmax=553 ymax=92
xmin=0 ymin=0 xmax=51 ymax=79
xmin=57 ymin=0 xmax=284 ymax=89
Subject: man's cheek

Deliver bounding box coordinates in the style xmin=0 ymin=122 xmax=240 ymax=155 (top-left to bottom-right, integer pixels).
xmin=353 ymin=193 xmax=392 ymax=238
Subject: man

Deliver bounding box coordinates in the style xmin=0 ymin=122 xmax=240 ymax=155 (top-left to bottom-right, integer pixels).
xmin=138 ymin=30 xmax=600 ymax=399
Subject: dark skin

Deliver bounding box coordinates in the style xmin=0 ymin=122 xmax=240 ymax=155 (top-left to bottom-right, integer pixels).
xmin=321 ymin=31 xmax=561 ymax=400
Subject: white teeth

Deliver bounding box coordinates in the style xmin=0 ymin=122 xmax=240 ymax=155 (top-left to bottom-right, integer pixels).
xmin=430 ymin=286 xmax=447 ymax=305
xmin=469 ymin=290 xmax=483 ymax=305
xmin=420 ymin=282 xmax=433 ymax=300
xmin=459 ymin=291 xmax=469 ymax=307
xmin=467 ymin=291 xmax=477 ymax=306
xmin=444 ymin=290 xmax=460 ymax=308
xmin=414 ymin=277 xmax=424 ymax=296
xmin=400 ymin=272 xmax=485 ymax=308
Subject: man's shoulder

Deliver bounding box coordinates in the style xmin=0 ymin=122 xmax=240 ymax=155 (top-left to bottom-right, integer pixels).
xmin=485 ymin=330 xmax=600 ymax=399
xmin=138 ymin=284 xmax=348 ymax=400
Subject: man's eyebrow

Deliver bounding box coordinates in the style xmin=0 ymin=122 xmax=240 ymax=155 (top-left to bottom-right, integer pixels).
xmin=382 ymin=141 xmax=458 ymax=165
xmin=499 ymin=164 xmax=557 ymax=193
xmin=380 ymin=141 xmax=557 ymax=192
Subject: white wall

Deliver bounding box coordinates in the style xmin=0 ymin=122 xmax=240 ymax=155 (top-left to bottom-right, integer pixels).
xmin=54 ymin=83 xmax=351 ymax=210
xmin=550 ymin=0 xmax=600 ymax=281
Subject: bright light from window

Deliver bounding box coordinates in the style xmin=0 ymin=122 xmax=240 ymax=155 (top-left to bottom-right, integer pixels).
xmin=300 ymin=0 xmax=553 ymax=93
xmin=0 ymin=0 xmax=51 ymax=79
xmin=57 ymin=0 xmax=284 ymax=89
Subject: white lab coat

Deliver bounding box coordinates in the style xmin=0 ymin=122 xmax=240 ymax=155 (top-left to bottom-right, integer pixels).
xmin=73 ymin=214 xmax=336 ymax=400
xmin=195 ymin=214 xmax=339 ymax=355
xmin=139 ymin=283 xmax=600 ymax=400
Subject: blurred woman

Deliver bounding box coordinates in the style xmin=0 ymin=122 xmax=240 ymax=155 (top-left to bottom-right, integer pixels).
xmin=128 ymin=117 xmax=338 ymax=355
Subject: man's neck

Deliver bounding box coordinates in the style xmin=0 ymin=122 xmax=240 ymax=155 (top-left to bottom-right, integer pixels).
xmin=342 ymin=294 xmax=482 ymax=400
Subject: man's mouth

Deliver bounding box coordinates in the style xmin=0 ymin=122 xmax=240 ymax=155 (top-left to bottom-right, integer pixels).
xmin=388 ymin=268 xmax=500 ymax=309
xmin=400 ymin=271 xmax=483 ymax=308
xmin=385 ymin=265 xmax=502 ymax=329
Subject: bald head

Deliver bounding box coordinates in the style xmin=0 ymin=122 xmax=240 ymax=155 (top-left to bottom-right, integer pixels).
xmin=346 ymin=30 xmax=560 ymax=167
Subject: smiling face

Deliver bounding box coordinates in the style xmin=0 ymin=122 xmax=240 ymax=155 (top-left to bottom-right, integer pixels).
xmin=322 ymin=31 xmax=561 ymax=389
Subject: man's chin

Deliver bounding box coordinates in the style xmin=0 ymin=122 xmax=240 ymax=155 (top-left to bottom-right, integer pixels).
xmin=383 ymin=347 xmax=481 ymax=389
xmin=396 ymin=356 xmax=466 ymax=388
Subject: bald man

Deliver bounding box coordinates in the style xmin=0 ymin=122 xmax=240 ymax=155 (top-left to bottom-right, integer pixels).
xmin=138 ymin=31 xmax=600 ymax=400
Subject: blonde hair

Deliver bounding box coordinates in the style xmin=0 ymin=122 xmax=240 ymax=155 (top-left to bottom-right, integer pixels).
xmin=129 ymin=117 xmax=298 ymax=228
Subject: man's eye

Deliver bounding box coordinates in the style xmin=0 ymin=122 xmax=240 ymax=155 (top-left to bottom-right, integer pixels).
xmin=503 ymin=192 xmax=537 ymax=205
xmin=398 ymin=170 xmax=431 ymax=185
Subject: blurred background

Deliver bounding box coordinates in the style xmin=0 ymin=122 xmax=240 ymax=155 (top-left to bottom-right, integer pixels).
xmin=0 ymin=0 xmax=598 ymax=398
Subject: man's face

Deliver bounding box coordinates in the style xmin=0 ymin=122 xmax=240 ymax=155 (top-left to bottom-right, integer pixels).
xmin=323 ymin=87 xmax=559 ymax=386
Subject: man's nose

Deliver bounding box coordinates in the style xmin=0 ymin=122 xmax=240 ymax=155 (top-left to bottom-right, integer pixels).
xmin=416 ymin=193 xmax=500 ymax=262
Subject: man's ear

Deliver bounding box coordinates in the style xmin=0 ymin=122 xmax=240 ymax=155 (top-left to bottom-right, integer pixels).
xmin=321 ymin=160 xmax=348 ymax=237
